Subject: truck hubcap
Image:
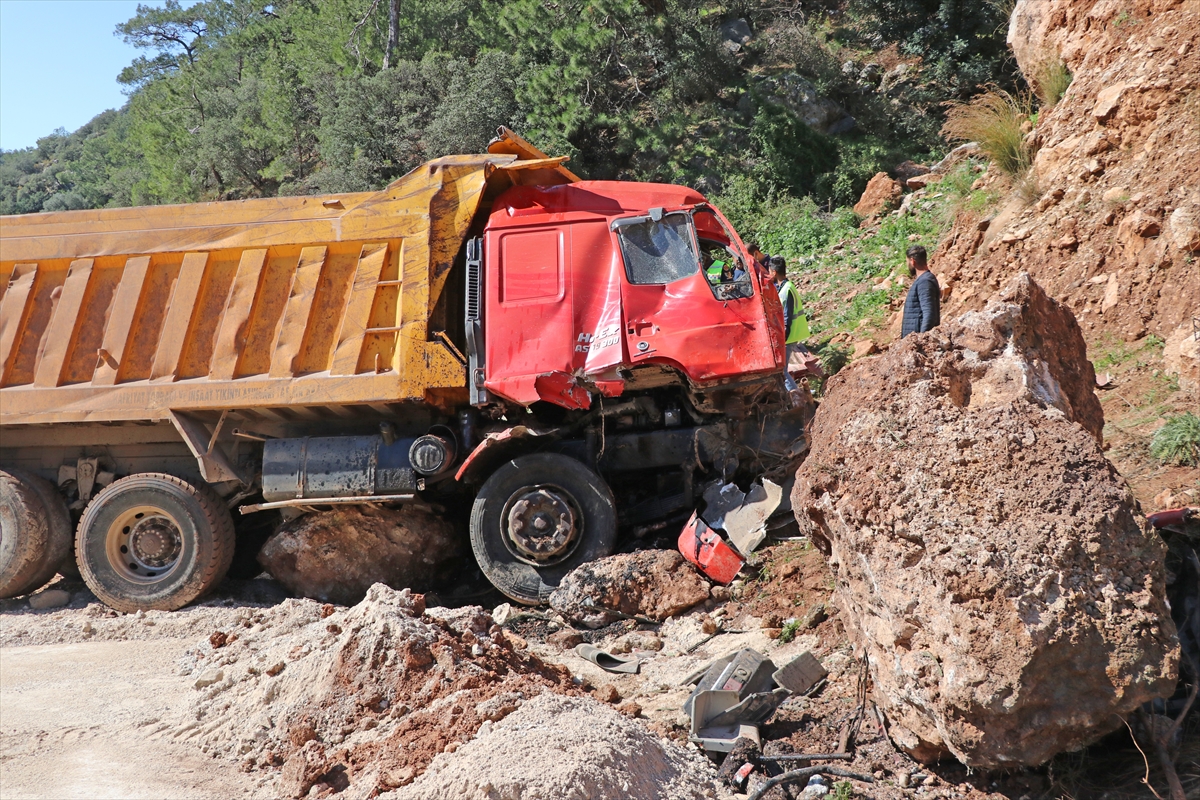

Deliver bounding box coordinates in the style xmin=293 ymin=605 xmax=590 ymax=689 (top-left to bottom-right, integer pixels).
xmin=106 ymin=506 xmax=183 ymax=582
xmin=503 ymin=487 xmax=580 ymax=565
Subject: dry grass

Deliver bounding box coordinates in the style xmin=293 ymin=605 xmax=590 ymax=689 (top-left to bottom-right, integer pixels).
xmin=1031 ymin=55 xmax=1072 ymax=107
xmin=941 ymin=88 xmax=1034 ymax=177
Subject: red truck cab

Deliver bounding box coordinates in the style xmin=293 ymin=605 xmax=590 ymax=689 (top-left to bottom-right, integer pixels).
xmin=478 ymin=181 xmax=785 ymax=410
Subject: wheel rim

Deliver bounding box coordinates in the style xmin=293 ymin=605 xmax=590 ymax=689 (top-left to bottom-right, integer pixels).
xmin=501 ymin=485 xmax=582 ymax=567
xmin=104 ymin=505 xmax=184 ymax=583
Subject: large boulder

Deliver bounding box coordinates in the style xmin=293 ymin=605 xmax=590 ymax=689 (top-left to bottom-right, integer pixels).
xmin=791 ymin=274 xmax=1178 ymax=768
xmin=258 ymin=505 xmax=463 ymax=605
xmin=549 ymin=550 xmax=710 ymax=627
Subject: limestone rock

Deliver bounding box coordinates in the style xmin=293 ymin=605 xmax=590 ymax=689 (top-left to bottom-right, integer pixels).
xmin=791 ymin=274 xmax=1178 ymax=768
xmin=258 ymin=505 xmax=463 ymax=605
xmin=854 ymin=173 xmax=903 ymax=217
xmin=1168 ymin=205 xmax=1200 ymax=252
xmin=28 ymin=588 xmax=70 ymax=610
xmin=757 ymin=73 xmax=856 ymax=135
xmin=1092 ymin=83 xmax=1127 ymax=121
xmin=549 ymin=550 xmax=709 ymax=625
xmin=1163 ymin=324 xmax=1200 ymax=395
xmin=906 ymin=173 xmax=942 ymax=190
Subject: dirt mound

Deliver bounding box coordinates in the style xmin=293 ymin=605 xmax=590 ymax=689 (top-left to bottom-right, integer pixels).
xmin=386 ymin=692 xmax=728 ymax=800
xmin=791 ymin=275 xmax=1178 ymax=767
xmin=549 ymin=550 xmax=711 ymax=627
xmin=257 ymin=505 xmax=463 ymax=605
xmin=936 ymin=0 xmax=1200 ymax=348
xmin=173 ymin=584 xmax=577 ymax=797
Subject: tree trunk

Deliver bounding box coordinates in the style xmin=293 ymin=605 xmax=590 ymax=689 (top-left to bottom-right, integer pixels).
xmin=383 ymin=0 xmax=400 ymax=69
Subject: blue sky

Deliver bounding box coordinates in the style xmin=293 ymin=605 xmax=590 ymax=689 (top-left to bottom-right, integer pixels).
xmin=0 ymin=0 xmax=146 ymax=151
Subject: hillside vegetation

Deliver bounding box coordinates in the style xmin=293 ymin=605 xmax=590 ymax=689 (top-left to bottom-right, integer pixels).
xmin=0 ymin=0 xmax=1015 ymax=214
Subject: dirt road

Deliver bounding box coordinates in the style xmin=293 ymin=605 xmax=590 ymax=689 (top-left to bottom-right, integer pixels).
xmin=0 ymin=637 xmax=259 ymax=799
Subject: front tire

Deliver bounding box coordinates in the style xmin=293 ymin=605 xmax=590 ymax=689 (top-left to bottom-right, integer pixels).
xmin=470 ymin=453 xmax=617 ymax=605
xmin=76 ymin=473 xmax=235 ymax=612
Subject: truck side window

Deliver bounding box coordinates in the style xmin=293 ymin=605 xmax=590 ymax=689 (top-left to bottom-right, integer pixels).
xmin=615 ymin=213 xmax=698 ymax=285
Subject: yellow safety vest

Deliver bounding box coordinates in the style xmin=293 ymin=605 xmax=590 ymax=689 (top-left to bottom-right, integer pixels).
xmin=778 ymin=280 xmax=809 ymax=344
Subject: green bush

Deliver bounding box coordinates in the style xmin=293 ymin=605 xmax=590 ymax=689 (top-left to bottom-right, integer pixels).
xmin=1150 ymin=413 xmax=1200 ymax=467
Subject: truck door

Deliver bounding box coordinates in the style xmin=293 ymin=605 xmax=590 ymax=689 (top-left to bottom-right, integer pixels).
xmin=612 ymin=208 xmax=777 ymax=383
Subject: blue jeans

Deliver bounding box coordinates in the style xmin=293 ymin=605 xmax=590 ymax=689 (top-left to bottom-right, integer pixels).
xmin=783 ymin=343 xmax=803 ymax=392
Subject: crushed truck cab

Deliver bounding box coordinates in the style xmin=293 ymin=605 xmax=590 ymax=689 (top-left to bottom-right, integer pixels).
xmin=0 ymin=128 xmax=809 ymax=611
xmin=478 ymin=181 xmax=785 ymax=410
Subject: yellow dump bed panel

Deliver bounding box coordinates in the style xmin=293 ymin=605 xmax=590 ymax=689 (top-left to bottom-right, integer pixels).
xmin=0 ymin=152 xmax=568 ymax=426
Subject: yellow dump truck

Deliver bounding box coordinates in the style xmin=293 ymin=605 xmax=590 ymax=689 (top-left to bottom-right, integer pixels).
xmin=1 ymin=129 xmax=805 ymax=611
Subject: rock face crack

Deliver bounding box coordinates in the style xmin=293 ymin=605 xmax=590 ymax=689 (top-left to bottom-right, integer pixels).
xmin=792 ymin=274 xmax=1178 ymax=768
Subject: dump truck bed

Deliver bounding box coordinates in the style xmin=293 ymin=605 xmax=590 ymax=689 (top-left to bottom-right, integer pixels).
xmin=0 ymin=152 xmax=574 ymax=427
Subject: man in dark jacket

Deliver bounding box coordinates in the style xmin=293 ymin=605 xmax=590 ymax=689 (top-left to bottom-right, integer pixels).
xmin=900 ymin=245 xmax=940 ymax=338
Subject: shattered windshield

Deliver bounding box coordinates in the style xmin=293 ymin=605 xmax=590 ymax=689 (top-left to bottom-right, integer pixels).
xmin=615 ymin=213 xmax=699 ymax=285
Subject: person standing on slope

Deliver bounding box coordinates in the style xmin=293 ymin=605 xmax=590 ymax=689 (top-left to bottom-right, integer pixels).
xmin=771 ymin=255 xmax=809 ymax=398
xmin=900 ymin=245 xmax=940 ymax=338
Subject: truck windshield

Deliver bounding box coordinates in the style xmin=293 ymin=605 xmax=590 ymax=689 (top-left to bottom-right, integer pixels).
xmin=615 ymin=212 xmax=698 ymax=285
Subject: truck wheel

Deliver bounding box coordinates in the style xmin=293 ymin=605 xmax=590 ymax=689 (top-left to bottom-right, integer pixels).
xmin=76 ymin=474 xmax=235 ymax=612
xmin=0 ymin=469 xmax=72 ymax=598
xmin=470 ymin=453 xmax=617 ymax=605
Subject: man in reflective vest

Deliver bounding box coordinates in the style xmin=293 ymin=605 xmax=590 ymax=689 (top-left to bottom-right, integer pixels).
xmin=771 ymin=256 xmax=809 ymax=395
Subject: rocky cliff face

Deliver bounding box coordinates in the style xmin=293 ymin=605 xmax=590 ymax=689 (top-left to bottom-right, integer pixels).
xmin=937 ymin=0 xmax=1199 ymax=365
xmin=792 ymin=275 xmax=1178 ymax=768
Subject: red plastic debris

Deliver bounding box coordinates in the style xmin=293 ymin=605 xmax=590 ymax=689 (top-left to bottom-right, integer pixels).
xmin=1147 ymin=507 xmax=1197 ymax=534
xmin=678 ymin=512 xmax=744 ymax=584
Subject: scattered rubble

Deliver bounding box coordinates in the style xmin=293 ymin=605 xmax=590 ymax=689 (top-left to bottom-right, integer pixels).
xmin=257 ymin=505 xmax=463 ymax=605
xmin=549 ymin=549 xmax=710 ymax=628
xmin=792 ymin=274 xmax=1180 ymax=767
xmin=384 ymin=693 xmax=728 ymax=800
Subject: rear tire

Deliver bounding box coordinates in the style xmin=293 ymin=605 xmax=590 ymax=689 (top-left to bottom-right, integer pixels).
xmin=76 ymin=473 xmax=235 ymax=612
xmin=0 ymin=469 xmax=72 ymax=599
xmin=470 ymin=453 xmax=617 ymax=605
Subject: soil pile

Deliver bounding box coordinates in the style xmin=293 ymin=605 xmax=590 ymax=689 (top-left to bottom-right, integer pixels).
xmin=791 ymin=274 xmax=1179 ymax=768
xmin=257 ymin=505 xmax=463 ymax=605
xmin=173 ymin=584 xmax=577 ymax=797
xmin=386 ymin=693 xmax=728 ymax=800
xmin=936 ymin=0 xmax=1200 ymax=357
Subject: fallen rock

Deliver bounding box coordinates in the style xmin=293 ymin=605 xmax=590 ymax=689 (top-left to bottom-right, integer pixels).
xmin=1168 ymin=205 xmax=1200 ymax=252
xmin=193 ymin=668 xmax=224 ymax=689
xmin=545 ymin=629 xmax=584 ymax=650
xmin=1092 ymin=83 xmax=1127 ymax=122
xmin=28 ymin=588 xmax=70 ymax=610
xmin=1163 ymin=324 xmax=1200 ymax=395
xmin=854 ymin=172 xmax=903 ymax=217
xmin=906 ymin=173 xmax=942 ymax=190
xmin=852 ymin=340 xmax=879 ymax=360
xmin=258 ymin=505 xmax=463 ymax=605
xmin=791 ymin=274 xmax=1178 ymax=768
xmin=388 ymin=694 xmax=721 ymax=800
xmin=281 ymin=740 xmax=330 ymax=799
xmin=893 ymin=160 xmax=930 ymax=183
xmin=549 ymin=550 xmax=709 ymax=626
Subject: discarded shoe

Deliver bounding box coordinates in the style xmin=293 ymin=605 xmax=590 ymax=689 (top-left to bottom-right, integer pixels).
xmin=573 ymin=643 xmax=641 ymax=674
